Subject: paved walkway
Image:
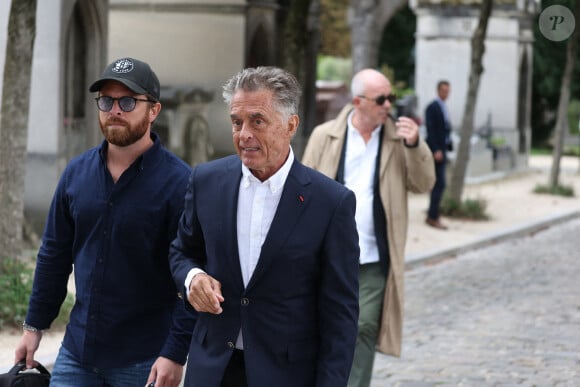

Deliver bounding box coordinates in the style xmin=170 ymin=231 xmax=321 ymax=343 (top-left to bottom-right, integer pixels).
xmin=405 ymin=154 xmax=580 ymax=267
xmin=371 ymin=214 xmax=580 ymax=386
xmin=1 ymin=154 xmax=579 ymax=375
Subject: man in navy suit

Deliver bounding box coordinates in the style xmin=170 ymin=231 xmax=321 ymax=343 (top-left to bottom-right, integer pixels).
xmin=425 ymin=80 xmax=452 ymax=230
xmin=170 ymin=66 xmax=360 ymax=387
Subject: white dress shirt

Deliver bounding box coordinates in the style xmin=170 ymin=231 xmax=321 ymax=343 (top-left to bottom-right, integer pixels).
xmin=344 ymin=112 xmax=381 ymax=265
xmin=237 ymin=148 xmax=294 ymax=287
xmin=185 ymin=147 xmax=294 ymax=349
xmin=437 ymin=97 xmax=450 ymax=125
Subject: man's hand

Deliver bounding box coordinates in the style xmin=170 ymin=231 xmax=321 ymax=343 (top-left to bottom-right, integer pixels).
xmin=433 ymin=150 xmax=444 ymax=163
xmin=188 ymin=273 xmax=224 ymax=314
xmin=395 ymin=116 xmax=419 ymax=146
xmin=145 ymin=356 xmax=183 ymax=387
xmin=14 ymin=330 xmax=42 ymax=369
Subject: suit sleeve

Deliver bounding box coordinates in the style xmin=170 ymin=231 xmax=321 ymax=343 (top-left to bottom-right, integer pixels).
xmin=316 ymin=188 xmax=360 ymax=387
xmin=169 ymin=168 xmax=207 ymax=309
xmin=425 ymin=103 xmax=447 ymax=153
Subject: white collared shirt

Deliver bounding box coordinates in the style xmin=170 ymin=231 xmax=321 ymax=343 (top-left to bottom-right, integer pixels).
xmin=184 ymin=149 xmax=294 ymax=289
xmin=437 ymin=97 xmax=450 ymax=125
xmin=234 ymin=147 xmax=293 ymax=349
xmin=345 ymin=112 xmax=381 ymax=265
xmin=237 ymin=148 xmax=294 ymax=287
xmin=184 ymin=147 xmax=294 ymax=350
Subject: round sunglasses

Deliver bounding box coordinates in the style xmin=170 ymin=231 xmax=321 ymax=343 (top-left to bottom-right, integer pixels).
xmin=95 ymin=96 xmax=155 ymax=112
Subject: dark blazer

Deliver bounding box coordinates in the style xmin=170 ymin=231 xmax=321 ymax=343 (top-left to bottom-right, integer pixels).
xmin=170 ymin=155 xmax=360 ymax=387
xmin=425 ymin=99 xmax=451 ymax=159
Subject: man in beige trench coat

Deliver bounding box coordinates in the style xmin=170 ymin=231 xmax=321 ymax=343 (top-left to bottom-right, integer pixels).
xmin=302 ymin=68 xmax=435 ymax=387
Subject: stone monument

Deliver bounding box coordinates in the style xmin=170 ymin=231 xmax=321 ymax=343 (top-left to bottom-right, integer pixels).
xmin=411 ymin=0 xmax=538 ymax=176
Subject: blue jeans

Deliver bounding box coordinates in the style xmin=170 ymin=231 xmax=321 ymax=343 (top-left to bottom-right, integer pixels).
xmin=50 ymin=345 xmax=155 ymax=387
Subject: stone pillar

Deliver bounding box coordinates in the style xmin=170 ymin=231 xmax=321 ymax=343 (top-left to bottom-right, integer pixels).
xmin=411 ymin=0 xmax=538 ymax=175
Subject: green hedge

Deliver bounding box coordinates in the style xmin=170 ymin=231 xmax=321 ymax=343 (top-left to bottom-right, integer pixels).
xmin=0 ymin=256 xmax=73 ymax=331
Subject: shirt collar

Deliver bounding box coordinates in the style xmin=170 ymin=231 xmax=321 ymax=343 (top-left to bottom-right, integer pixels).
xmin=99 ymin=132 xmax=161 ymax=170
xmin=347 ymin=111 xmax=382 ymax=138
xmin=240 ymin=147 xmax=294 ymax=193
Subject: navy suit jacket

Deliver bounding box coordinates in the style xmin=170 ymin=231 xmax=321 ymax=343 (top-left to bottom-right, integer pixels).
xmin=425 ymin=99 xmax=451 ymax=160
xmin=170 ymin=155 xmax=360 ymax=387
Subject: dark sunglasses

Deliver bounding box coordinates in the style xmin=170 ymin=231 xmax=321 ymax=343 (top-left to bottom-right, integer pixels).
xmin=95 ymin=96 xmax=154 ymax=112
xmin=358 ymin=94 xmax=396 ymax=105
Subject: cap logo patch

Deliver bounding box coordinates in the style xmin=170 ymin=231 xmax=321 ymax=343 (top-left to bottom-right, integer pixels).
xmin=112 ymin=58 xmax=134 ymax=74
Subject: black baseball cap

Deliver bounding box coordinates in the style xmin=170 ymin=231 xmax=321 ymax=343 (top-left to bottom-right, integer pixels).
xmin=89 ymin=57 xmax=160 ymax=101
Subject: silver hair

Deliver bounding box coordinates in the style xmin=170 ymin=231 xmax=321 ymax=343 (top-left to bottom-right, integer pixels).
xmin=222 ymin=66 xmax=302 ymax=120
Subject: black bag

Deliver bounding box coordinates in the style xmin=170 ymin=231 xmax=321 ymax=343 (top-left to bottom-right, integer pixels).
xmin=0 ymin=362 xmax=50 ymax=387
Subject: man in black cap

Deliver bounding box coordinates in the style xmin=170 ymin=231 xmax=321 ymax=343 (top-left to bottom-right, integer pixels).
xmin=14 ymin=58 xmax=195 ymax=387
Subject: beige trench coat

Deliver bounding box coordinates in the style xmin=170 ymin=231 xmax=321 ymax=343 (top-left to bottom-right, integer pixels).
xmin=302 ymin=104 xmax=435 ymax=356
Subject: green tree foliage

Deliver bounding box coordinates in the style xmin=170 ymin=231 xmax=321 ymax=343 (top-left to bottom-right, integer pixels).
xmin=319 ymin=0 xmax=350 ymax=57
xmin=378 ymin=5 xmax=416 ymax=88
xmin=317 ymin=55 xmax=352 ymax=82
xmin=319 ymin=1 xmax=416 ymax=88
xmin=532 ymin=0 xmax=580 ymax=146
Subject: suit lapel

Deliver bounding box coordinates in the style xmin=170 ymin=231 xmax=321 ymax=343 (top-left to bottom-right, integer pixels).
xmin=245 ymin=161 xmax=309 ymax=291
xmin=220 ymin=158 xmax=245 ymax=292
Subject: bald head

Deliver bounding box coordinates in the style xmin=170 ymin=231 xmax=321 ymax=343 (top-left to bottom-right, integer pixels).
xmin=349 ymin=69 xmax=394 ymax=132
xmin=351 ymin=69 xmax=391 ymax=97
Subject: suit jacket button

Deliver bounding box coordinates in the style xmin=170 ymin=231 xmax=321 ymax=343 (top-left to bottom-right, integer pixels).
xmin=227 ymin=341 xmax=235 ymax=348
xmin=241 ymin=297 xmax=249 ymax=306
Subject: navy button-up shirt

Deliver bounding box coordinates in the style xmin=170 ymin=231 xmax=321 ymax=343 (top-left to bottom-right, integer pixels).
xmin=25 ymin=133 xmax=196 ymax=368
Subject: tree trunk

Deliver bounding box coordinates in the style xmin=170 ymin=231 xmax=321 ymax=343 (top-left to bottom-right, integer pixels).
xmin=549 ymin=0 xmax=580 ymax=188
xmin=301 ymin=0 xmax=322 ymax=141
xmin=448 ymin=0 xmax=493 ymax=202
xmin=0 ymin=0 xmax=37 ymax=260
xmin=348 ymin=0 xmax=406 ymax=73
xmin=278 ymin=0 xmax=321 ymax=158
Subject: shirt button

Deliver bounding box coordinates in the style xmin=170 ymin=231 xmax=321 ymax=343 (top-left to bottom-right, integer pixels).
xmin=227 ymin=341 xmax=235 ymax=349
xmin=241 ymin=298 xmax=249 ymax=306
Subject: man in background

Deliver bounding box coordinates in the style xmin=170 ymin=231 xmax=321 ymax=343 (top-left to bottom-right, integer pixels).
xmin=303 ymin=68 xmax=435 ymax=387
xmin=425 ymin=80 xmax=452 ymax=230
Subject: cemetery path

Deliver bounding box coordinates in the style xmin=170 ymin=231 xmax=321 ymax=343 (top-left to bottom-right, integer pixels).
xmin=1 ymin=155 xmax=579 ymax=373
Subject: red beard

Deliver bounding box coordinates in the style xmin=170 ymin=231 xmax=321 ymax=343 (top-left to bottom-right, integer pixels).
xmin=100 ymin=113 xmax=149 ymax=147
